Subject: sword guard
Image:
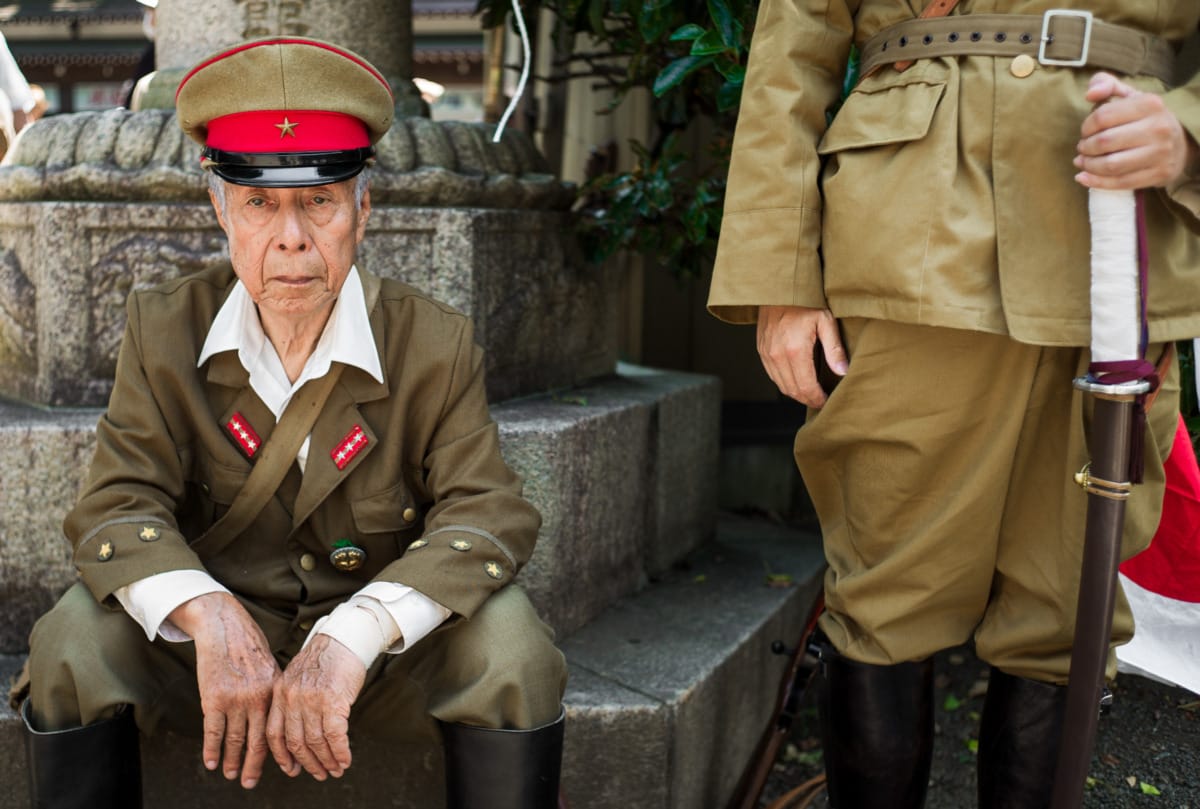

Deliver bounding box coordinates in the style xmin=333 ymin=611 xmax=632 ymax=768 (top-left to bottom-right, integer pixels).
xmin=1072 ymin=463 xmax=1133 ymax=500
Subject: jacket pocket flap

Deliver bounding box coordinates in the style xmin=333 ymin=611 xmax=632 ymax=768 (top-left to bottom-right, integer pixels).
xmin=352 ymin=482 xmax=417 ymax=534
xmin=196 ymin=451 xmax=248 ymax=506
xmin=818 ymin=79 xmax=945 ymax=155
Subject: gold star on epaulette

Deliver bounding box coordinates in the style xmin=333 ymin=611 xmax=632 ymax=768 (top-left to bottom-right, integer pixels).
xmin=275 ymin=117 xmax=300 ymax=138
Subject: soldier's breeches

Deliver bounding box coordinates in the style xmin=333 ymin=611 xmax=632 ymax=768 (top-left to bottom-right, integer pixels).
xmin=27 ymin=582 xmax=566 ymax=738
xmin=794 ymin=318 xmax=1179 ymax=683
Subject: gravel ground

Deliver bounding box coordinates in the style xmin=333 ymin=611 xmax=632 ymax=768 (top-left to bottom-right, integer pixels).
xmin=757 ymin=644 xmax=1200 ymax=809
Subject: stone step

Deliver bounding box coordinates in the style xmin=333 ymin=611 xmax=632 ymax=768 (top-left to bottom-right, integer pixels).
xmin=0 ymin=364 xmax=720 ymax=652
xmin=0 ymin=516 xmax=826 ymax=809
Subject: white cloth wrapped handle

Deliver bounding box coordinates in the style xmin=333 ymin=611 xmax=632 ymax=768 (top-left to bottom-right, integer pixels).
xmin=1088 ymin=189 xmax=1141 ymax=365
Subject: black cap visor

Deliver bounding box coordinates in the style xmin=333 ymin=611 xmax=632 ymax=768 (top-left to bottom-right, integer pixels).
xmin=203 ymin=147 xmax=374 ymax=188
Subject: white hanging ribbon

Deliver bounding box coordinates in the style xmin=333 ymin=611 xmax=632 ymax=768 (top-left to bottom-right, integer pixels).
xmin=492 ymin=0 xmax=532 ymax=143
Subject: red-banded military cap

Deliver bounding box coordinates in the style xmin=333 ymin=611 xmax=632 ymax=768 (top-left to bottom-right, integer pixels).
xmin=175 ymin=37 xmax=393 ymax=187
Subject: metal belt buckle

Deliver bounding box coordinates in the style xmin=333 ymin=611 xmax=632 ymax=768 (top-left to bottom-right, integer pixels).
xmin=1039 ymin=9 xmax=1093 ymax=67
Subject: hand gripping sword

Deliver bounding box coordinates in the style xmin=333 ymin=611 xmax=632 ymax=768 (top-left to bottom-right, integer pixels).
xmin=1049 ymin=188 xmax=1156 ymax=809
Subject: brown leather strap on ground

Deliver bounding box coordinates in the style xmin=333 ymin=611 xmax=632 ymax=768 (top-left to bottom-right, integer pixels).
xmin=860 ymin=12 xmax=1175 ymax=84
xmin=892 ymin=0 xmax=961 ymax=72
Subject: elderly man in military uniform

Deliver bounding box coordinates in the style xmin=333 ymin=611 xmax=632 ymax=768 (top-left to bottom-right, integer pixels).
xmin=15 ymin=37 xmax=566 ymax=809
xmin=710 ymin=3 xmax=1200 ymax=808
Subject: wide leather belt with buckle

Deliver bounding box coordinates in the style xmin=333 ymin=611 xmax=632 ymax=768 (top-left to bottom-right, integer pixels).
xmin=859 ymin=10 xmax=1175 ymax=84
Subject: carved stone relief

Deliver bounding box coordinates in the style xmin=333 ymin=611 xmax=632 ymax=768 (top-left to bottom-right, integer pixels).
xmin=0 ymin=110 xmax=573 ymax=209
xmin=0 ymin=245 xmax=36 ymax=388
xmin=88 ymin=232 xmax=232 ymax=391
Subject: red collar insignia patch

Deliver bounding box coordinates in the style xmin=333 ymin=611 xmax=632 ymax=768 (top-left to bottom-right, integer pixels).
xmin=226 ymin=412 xmax=262 ymax=458
xmin=332 ymin=424 xmax=369 ymax=471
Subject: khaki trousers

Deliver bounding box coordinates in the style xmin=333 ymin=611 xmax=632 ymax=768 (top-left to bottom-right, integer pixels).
xmin=26 ymin=583 xmax=566 ymax=740
xmin=795 ymin=318 xmax=1179 ymax=683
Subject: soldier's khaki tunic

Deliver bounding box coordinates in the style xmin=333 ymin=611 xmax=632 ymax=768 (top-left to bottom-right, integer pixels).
xmin=27 ymin=265 xmax=565 ymax=736
xmin=709 ymin=1 xmax=1200 ymax=680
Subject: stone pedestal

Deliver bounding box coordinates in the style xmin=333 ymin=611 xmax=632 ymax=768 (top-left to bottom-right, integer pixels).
xmin=143 ymin=0 xmax=417 ymax=112
xmin=0 ymin=201 xmax=615 ymax=407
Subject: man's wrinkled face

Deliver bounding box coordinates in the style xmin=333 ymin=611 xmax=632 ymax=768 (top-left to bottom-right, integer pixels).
xmin=210 ymin=178 xmax=370 ymax=323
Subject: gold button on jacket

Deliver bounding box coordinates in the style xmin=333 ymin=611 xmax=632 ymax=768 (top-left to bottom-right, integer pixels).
xmin=1009 ymin=53 xmax=1036 ymax=78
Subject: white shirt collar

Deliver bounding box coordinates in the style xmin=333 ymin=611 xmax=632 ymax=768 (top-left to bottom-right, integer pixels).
xmin=197 ymin=265 xmax=384 ymax=421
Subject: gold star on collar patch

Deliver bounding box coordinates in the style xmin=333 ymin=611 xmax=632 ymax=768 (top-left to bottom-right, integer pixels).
xmin=275 ymin=116 xmax=300 ymax=138
xmin=139 ymin=526 xmax=160 ymax=542
xmin=484 ymin=561 xmax=503 ymax=580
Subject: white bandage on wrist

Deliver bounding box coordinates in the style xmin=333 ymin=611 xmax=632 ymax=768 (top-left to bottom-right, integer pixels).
xmin=305 ymin=598 xmax=396 ymax=669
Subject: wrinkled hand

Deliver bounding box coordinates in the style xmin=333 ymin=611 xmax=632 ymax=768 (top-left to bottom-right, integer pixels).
xmin=168 ymin=592 xmax=280 ymax=789
xmin=266 ymin=634 xmax=365 ymax=781
xmin=1075 ymin=72 xmax=1199 ymax=189
xmin=756 ymin=305 xmax=847 ymax=408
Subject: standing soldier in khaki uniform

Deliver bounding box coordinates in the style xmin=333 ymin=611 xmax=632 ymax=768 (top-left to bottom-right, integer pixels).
xmin=14 ymin=37 xmax=566 ymax=809
xmin=710 ymin=3 xmax=1200 ymax=808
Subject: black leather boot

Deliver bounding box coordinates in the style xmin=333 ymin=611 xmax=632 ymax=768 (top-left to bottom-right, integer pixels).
xmin=977 ymin=667 xmax=1068 ymax=809
xmin=817 ymin=642 xmax=934 ymax=809
xmin=441 ymin=708 xmax=565 ymax=809
xmin=22 ymin=700 xmax=142 ymax=809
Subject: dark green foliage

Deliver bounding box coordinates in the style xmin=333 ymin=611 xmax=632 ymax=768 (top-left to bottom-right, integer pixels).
xmin=1177 ymin=340 xmax=1200 ymax=448
xmin=578 ymin=132 xmax=728 ymax=278
xmin=475 ymin=0 xmax=759 ymax=277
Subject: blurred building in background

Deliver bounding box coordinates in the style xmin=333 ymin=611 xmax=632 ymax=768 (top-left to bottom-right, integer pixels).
xmin=413 ymin=0 xmax=484 ymax=122
xmin=0 ymin=0 xmax=486 ymax=119
xmin=0 ymin=0 xmax=144 ymax=114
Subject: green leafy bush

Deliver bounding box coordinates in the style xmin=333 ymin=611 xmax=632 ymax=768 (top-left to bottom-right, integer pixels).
xmin=476 ymin=0 xmax=758 ymax=278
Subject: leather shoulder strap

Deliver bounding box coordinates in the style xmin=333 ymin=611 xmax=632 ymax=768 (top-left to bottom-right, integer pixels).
xmin=189 ymin=362 xmax=345 ymax=558
xmin=919 ymin=0 xmax=960 ymax=18
xmin=188 ymin=271 xmax=380 ymax=558
xmin=891 ymin=0 xmax=961 ymax=71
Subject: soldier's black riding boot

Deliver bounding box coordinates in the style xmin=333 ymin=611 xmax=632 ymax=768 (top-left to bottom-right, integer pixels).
xmin=977 ymin=667 xmax=1068 ymax=809
xmin=440 ymin=708 xmax=565 ymax=809
xmin=817 ymin=641 xmax=935 ymax=809
xmin=21 ymin=700 xmax=142 ymax=809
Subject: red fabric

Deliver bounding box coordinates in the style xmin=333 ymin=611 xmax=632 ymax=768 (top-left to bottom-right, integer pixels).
xmin=205 ymin=110 xmax=370 ymax=153
xmin=1121 ymin=415 xmax=1200 ymax=603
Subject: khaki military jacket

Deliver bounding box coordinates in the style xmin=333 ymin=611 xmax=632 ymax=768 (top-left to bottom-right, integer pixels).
xmin=709 ymin=0 xmax=1200 ymax=346
xmin=65 ymin=266 xmax=539 ymax=651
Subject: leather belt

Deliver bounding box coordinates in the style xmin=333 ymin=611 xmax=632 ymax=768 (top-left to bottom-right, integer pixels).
xmin=859 ymin=11 xmax=1175 ymax=84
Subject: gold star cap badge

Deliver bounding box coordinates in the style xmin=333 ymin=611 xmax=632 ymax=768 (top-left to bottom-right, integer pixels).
xmin=275 ymin=116 xmax=300 ymax=138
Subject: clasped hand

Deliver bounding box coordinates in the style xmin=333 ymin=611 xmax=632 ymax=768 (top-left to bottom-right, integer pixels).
xmin=168 ymin=592 xmax=366 ymax=789
xmin=1074 ymin=72 xmax=1199 ymax=190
